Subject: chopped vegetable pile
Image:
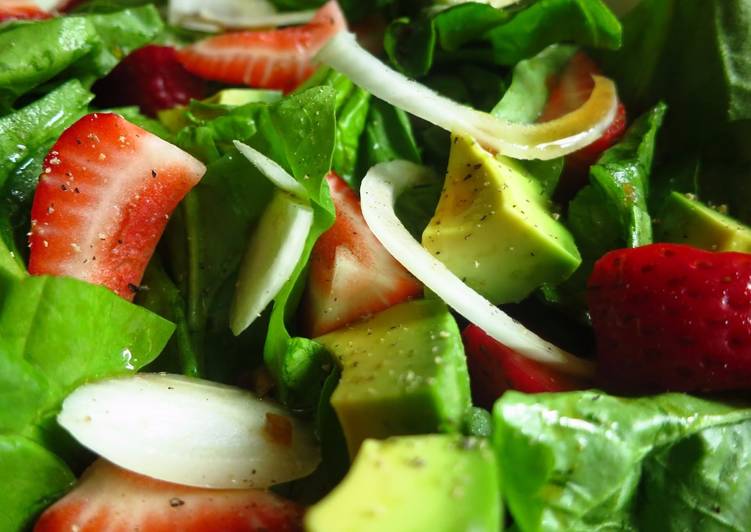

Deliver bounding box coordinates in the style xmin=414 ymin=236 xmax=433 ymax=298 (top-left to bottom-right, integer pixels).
xmin=3 ymin=0 xmax=751 ymax=531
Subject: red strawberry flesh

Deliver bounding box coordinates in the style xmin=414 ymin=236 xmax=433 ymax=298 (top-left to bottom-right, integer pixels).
xmin=588 ymin=243 xmax=751 ymax=393
xmin=34 ymin=460 xmax=304 ymax=532
xmin=0 ymin=1 xmax=50 ymax=22
xmin=28 ymin=113 xmax=206 ymax=300
xmin=463 ymin=324 xmax=587 ymax=407
xmin=177 ymin=1 xmax=347 ymax=93
xmin=304 ymin=173 xmax=422 ymax=337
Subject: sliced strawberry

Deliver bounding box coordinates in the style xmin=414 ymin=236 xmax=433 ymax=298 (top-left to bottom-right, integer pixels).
xmin=177 ymin=1 xmax=347 ymax=93
xmin=540 ymin=52 xmax=628 ymax=189
xmin=28 ymin=113 xmax=206 ymax=300
xmin=0 ymin=1 xmax=51 ymax=22
xmin=93 ymin=45 xmax=207 ymax=117
xmin=304 ymin=173 xmax=422 ymax=337
xmin=588 ymin=244 xmax=751 ymax=393
xmin=462 ymin=324 xmax=587 ymax=407
xmin=34 ymin=460 xmax=303 ymax=532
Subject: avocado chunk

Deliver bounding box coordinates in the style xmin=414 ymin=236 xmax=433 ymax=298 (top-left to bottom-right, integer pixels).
xmin=315 ymin=299 xmax=471 ymax=457
xmin=422 ymin=135 xmax=581 ymax=304
xmin=157 ymin=89 xmax=282 ymax=132
xmin=305 ymin=435 xmax=502 ymax=532
xmin=657 ymin=191 xmax=751 ymax=252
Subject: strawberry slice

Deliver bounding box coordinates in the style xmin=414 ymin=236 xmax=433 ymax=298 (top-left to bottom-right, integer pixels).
xmin=540 ymin=52 xmax=627 ymax=183
xmin=28 ymin=113 xmax=206 ymax=300
xmin=588 ymin=244 xmax=751 ymax=393
xmin=462 ymin=324 xmax=587 ymax=407
xmin=177 ymin=1 xmax=347 ymax=93
xmin=93 ymin=45 xmax=207 ymax=117
xmin=34 ymin=460 xmax=303 ymax=532
xmin=303 ymin=173 xmax=422 ymax=337
xmin=0 ymin=1 xmax=51 ymax=22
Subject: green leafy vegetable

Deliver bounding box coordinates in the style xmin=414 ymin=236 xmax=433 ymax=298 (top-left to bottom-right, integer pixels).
xmin=493 ymin=390 xmax=751 ymax=532
xmin=491 ymin=44 xmax=576 ymax=123
xmin=0 ymin=6 xmax=162 ymax=110
xmin=569 ymin=102 xmax=666 ymax=252
xmin=298 ymin=69 xmax=372 ymax=186
xmin=0 ymin=18 xmax=96 ymax=110
xmin=546 ymin=103 xmax=665 ymax=318
xmin=486 ymin=0 xmax=620 ymax=65
xmin=385 ymin=0 xmax=620 ymax=77
xmin=0 ymin=436 xmax=75 ymax=532
xmin=0 ymin=275 xmax=174 ymax=529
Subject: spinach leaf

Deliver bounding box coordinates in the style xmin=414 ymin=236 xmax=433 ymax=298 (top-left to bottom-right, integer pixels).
xmin=598 ymin=0 xmax=751 ymax=150
xmin=385 ymin=0 xmax=620 ymax=77
xmin=137 ymin=260 xmax=201 ymax=377
xmin=0 ymin=18 xmax=96 ymax=110
xmin=575 ymin=101 xmax=666 ymax=249
xmin=493 ymin=390 xmax=751 ymax=532
xmin=486 ymin=0 xmax=620 ymax=65
xmin=356 ymin=98 xmax=421 ymax=176
xmin=550 ymin=103 xmax=666 ymax=318
xmin=298 ymin=69 xmax=372 ymax=185
xmin=0 ymin=435 xmax=75 ymax=532
xmin=491 ymin=44 xmax=576 ymax=123
xmin=165 ymin=88 xmax=336 ymax=390
xmin=0 ymin=275 xmax=174 ymax=529
xmin=0 ymin=6 xmax=162 ymax=110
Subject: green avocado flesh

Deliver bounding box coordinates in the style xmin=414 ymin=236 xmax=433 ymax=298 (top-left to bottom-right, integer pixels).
xmin=315 ymin=299 xmax=472 ymax=457
xmin=658 ymin=191 xmax=751 ymax=252
xmin=422 ymin=135 xmax=581 ymax=304
xmin=305 ymin=434 xmax=502 ymax=532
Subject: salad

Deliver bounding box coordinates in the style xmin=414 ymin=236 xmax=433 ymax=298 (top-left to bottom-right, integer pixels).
xmin=2 ymin=0 xmax=751 ymax=530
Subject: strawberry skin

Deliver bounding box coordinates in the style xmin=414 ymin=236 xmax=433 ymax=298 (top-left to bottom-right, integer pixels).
xmin=588 ymin=243 xmax=751 ymax=393
xmin=0 ymin=1 xmax=50 ymax=22
xmin=34 ymin=460 xmax=303 ymax=532
xmin=93 ymin=45 xmax=207 ymax=117
xmin=177 ymin=1 xmax=347 ymax=93
xmin=304 ymin=173 xmax=422 ymax=337
xmin=463 ymin=324 xmax=586 ymax=407
xmin=28 ymin=113 xmax=206 ymax=300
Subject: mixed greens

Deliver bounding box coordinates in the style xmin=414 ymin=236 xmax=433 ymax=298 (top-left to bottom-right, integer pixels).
xmin=3 ymin=0 xmax=751 ymax=531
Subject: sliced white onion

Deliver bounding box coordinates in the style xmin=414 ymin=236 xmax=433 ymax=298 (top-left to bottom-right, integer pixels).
xmin=317 ymin=32 xmax=619 ymax=161
xmin=58 ymin=373 xmax=321 ymax=489
xmin=231 ymin=190 xmax=313 ymax=335
xmin=169 ymin=0 xmax=315 ymax=32
xmin=360 ymin=160 xmax=594 ymax=378
xmin=234 ymin=140 xmax=308 ymax=199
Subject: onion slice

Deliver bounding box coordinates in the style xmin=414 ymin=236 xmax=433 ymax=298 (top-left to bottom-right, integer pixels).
xmin=317 ymin=32 xmax=619 ymax=161
xmin=231 ymin=190 xmax=313 ymax=335
xmin=234 ymin=141 xmax=308 ymax=199
xmin=360 ymin=160 xmax=594 ymax=378
xmin=58 ymin=373 xmax=321 ymax=489
xmin=169 ymin=0 xmax=315 ymax=32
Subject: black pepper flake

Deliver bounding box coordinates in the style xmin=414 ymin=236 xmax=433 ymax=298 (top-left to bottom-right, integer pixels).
xmin=473 ymin=163 xmax=482 ymax=170
xmin=463 ymin=174 xmax=473 ymax=181
xmin=61 ymin=184 xmax=68 ymax=191
xmin=151 ymin=169 xmax=158 ymax=178
xmin=74 ymin=187 xmax=80 ymax=194
xmin=169 ymin=498 xmax=185 ymax=508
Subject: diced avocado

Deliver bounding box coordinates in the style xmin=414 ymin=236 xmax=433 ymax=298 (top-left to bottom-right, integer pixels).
xmin=305 ymin=435 xmax=502 ymax=532
xmin=202 ymin=88 xmax=282 ymax=106
xmin=315 ymin=299 xmax=471 ymax=457
xmin=657 ymin=191 xmax=751 ymax=252
xmin=157 ymin=89 xmax=282 ymax=132
xmin=422 ymin=135 xmax=581 ymax=304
